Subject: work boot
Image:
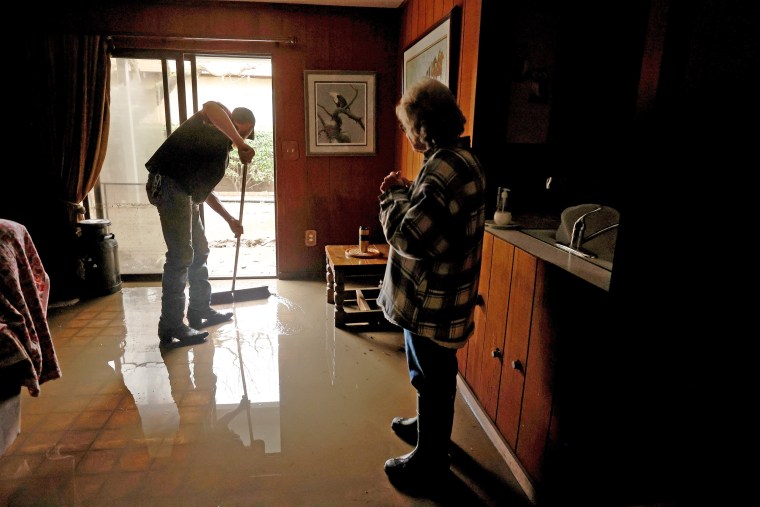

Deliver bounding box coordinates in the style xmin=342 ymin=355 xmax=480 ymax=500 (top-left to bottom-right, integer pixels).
xmin=187 ymin=308 xmax=233 ymax=329
xmin=158 ymin=323 xmax=209 ymax=348
xmin=391 ymin=416 xmax=417 ymax=446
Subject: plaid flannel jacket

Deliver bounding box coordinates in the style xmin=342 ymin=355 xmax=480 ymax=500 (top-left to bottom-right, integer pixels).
xmin=377 ymin=145 xmax=486 ymax=348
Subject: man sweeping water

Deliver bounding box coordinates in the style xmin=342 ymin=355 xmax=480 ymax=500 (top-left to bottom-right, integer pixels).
xmin=145 ymin=101 xmax=255 ymax=348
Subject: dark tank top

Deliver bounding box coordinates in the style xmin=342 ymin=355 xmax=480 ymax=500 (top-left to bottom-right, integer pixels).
xmin=145 ymin=110 xmax=232 ymax=202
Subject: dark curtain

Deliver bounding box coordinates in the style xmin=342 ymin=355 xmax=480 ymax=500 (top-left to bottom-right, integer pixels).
xmin=39 ymin=33 xmax=111 ymax=223
xmin=4 ymin=34 xmax=111 ymax=303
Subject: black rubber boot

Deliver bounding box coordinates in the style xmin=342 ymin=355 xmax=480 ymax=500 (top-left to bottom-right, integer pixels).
xmin=391 ymin=415 xmax=417 ymax=446
xmin=187 ymin=308 xmax=233 ymax=329
xmin=384 ymin=393 xmax=455 ymax=491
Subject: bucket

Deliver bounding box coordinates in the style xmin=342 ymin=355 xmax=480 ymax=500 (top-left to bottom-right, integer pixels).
xmin=78 ymin=219 xmax=122 ymax=297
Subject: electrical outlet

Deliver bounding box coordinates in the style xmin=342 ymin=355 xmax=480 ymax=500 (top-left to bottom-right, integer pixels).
xmin=305 ymin=230 xmax=317 ymax=247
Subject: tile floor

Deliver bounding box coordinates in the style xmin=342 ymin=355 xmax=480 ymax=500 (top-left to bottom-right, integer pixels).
xmin=0 ymin=279 xmax=531 ymax=506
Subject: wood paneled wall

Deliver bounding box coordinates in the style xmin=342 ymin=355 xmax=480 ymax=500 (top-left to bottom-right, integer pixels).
xmin=29 ymin=1 xmax=486 ymax=279
xmin=38 ymin=2 xmax=403 ymax=279
xmin=396 ymin=0 xmax=482 ymax=182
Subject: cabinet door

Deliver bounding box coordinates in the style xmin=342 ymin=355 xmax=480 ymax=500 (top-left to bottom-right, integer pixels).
xmin=467 ymin=237 xmax=515 ymax=420
xmin=495 ymin=248 xmax=537 ymax=448
xmin=516 ymin=258 xmax=558 ymax=482
xmin=459 ymin=232 xmax=494 ymax=375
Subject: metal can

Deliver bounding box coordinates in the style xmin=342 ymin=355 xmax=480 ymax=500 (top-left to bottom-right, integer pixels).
xmin=359 ymin=226 xmax=369 ymax=253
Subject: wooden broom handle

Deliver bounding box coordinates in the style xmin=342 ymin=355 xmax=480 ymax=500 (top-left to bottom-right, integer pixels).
xmin=230 ymin=163 xmax=248 ymax=293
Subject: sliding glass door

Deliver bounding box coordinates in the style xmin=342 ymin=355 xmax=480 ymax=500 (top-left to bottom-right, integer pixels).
xmin=92 ymin=53 xmax=276 ymax=279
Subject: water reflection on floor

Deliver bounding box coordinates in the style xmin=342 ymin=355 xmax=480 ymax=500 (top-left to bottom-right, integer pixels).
xmin=0 ymin=279 xmax=529 ymax=506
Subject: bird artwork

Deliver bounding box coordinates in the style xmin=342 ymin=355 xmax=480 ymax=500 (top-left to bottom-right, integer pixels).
xmin=317 ymin=85 xmax=365 ymax=144
xmin=329 ymin=92 xmax=349 ymax=110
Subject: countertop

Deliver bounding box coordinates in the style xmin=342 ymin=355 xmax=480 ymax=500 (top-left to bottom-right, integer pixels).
xmin=485 ymin=221 xmax=613 ymax=292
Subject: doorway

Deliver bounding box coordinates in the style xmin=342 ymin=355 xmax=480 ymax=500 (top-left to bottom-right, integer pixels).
xmin=91 ymin=53 xmax=276 ymax=279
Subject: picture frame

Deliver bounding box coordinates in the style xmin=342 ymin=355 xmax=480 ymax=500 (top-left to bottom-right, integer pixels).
xmin=402 ymin=7 xmax=461 ymax=96
xmin=304 ymin=70 xmax=376 ymax=156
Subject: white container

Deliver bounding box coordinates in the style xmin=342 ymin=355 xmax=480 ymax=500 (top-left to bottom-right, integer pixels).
xmin=494 ymin=210 xmax=512 ymax=226
xmin=494 ymin=187 xmax=511 ymax=225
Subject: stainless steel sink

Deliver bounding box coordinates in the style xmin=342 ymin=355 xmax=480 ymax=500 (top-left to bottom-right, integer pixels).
xmin=521 ymin=229 xmax=559 ymax=247
xmin=552 ymin=204 xmax=619 ymax=260
xmin=521 ymin=226 xmax=616 ymax=270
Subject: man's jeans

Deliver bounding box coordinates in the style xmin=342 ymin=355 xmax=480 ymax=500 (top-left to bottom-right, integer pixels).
xmin=146 ymin=173 xmax=211 ymax=331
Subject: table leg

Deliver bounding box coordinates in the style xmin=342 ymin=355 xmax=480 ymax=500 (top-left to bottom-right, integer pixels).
xmin=334 ymin=271 xmax=346 ymax=326
xmin=326 ymin=260 xmax=334 ymax=304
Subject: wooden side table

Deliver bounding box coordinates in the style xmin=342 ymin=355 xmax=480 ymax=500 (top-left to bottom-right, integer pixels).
xmin=325 ymin=244 xmax=391 ymax=327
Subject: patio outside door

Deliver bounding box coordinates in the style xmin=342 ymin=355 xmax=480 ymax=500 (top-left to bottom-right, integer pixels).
xmin=91 ymin=53 xmax=276 ymax=279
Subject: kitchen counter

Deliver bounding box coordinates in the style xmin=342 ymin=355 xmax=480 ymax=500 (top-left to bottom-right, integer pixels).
xmin=485 ymin=225 xmax=612 ymax=292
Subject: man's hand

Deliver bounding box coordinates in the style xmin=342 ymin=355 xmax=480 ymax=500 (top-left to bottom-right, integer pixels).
xmin=238 ymin=144 xmax=255 ymax=165
xmin=227 ymin=217 xmax=244 ymax=238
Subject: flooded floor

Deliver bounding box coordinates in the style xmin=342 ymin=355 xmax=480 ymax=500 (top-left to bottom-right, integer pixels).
xmin=0 ymin=279 xmax=530 ymax=506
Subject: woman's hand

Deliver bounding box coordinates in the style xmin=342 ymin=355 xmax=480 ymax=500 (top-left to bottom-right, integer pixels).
xmin=380 ymin=171 xmax=410 ymax=193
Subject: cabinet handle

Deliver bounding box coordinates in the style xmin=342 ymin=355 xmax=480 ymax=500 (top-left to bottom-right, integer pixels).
xmin=491 ymin=348 xmax=503 ymax=359
xmin=511 ymin=359 xmax=523 ymax=371
xmin=476 ymin=294 xmax=485 ymax=306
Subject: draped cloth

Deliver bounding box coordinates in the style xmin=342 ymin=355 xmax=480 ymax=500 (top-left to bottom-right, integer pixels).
xmin=0 ymin=219 xmax=61 ymax=397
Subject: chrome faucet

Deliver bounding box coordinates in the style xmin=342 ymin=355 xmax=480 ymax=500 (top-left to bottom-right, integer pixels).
xmin=569 ymin=206 xmax=603 ymax=250
xmin=555 ymin=205 xmax=620 ymax=261
xmin=582 ymin=222 xmax=620 ymax=243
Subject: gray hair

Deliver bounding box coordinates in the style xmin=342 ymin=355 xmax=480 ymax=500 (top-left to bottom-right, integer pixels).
xmin=396 ymin=78 xmax=465 ymax=150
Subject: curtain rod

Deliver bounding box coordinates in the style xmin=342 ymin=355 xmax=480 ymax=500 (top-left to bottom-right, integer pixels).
xmin=107 ymin=34 xmax=297 ymax=47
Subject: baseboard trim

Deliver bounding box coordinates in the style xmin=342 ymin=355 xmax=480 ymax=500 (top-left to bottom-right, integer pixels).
xmin=457 ymin=375 xmax=537 ymax=505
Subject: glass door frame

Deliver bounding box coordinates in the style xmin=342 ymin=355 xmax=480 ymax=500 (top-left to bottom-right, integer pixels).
xmin=93 ymin=49 xmax=276 ymax=279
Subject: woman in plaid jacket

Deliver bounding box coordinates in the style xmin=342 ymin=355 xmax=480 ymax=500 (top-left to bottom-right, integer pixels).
xmin=377 ymin=77 xmax=486 ymax=491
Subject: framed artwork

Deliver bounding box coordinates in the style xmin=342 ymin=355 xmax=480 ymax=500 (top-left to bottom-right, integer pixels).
xmin=304 ymin=70 xmax=376 ymax=156
xmin=402 ymin=7 xmax=461 ymax=95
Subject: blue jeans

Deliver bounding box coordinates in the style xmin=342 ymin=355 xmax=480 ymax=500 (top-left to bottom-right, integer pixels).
xmin=146 ymin=173 xmax=211 ymax=330
xmin=403 ymin=329 xmax=458 ymax=399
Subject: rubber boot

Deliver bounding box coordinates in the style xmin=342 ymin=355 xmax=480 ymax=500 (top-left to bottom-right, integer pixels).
xmin=391 ymin=394 xmax=418 ymax=445
xmin=391 ymin=415 xmax=417 ymax=446
xmin=384 ymin=392 xmax=454 ymax=490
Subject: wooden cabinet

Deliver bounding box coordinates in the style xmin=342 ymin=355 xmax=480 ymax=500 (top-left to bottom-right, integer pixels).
xmin=509 ymin=255 xmax=555 ymax=482
xmin=464 ymin=234 xmax=515 ymax=421
xmin=459 ymin=229 xmax=685 ymax=505
xmin=496 ymin=248 xmax=539 ymax=460
xmin=458 ymin=232 xmax=492 ymax=383
xmin=459 ymin=231 xmax=608 ymax=499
